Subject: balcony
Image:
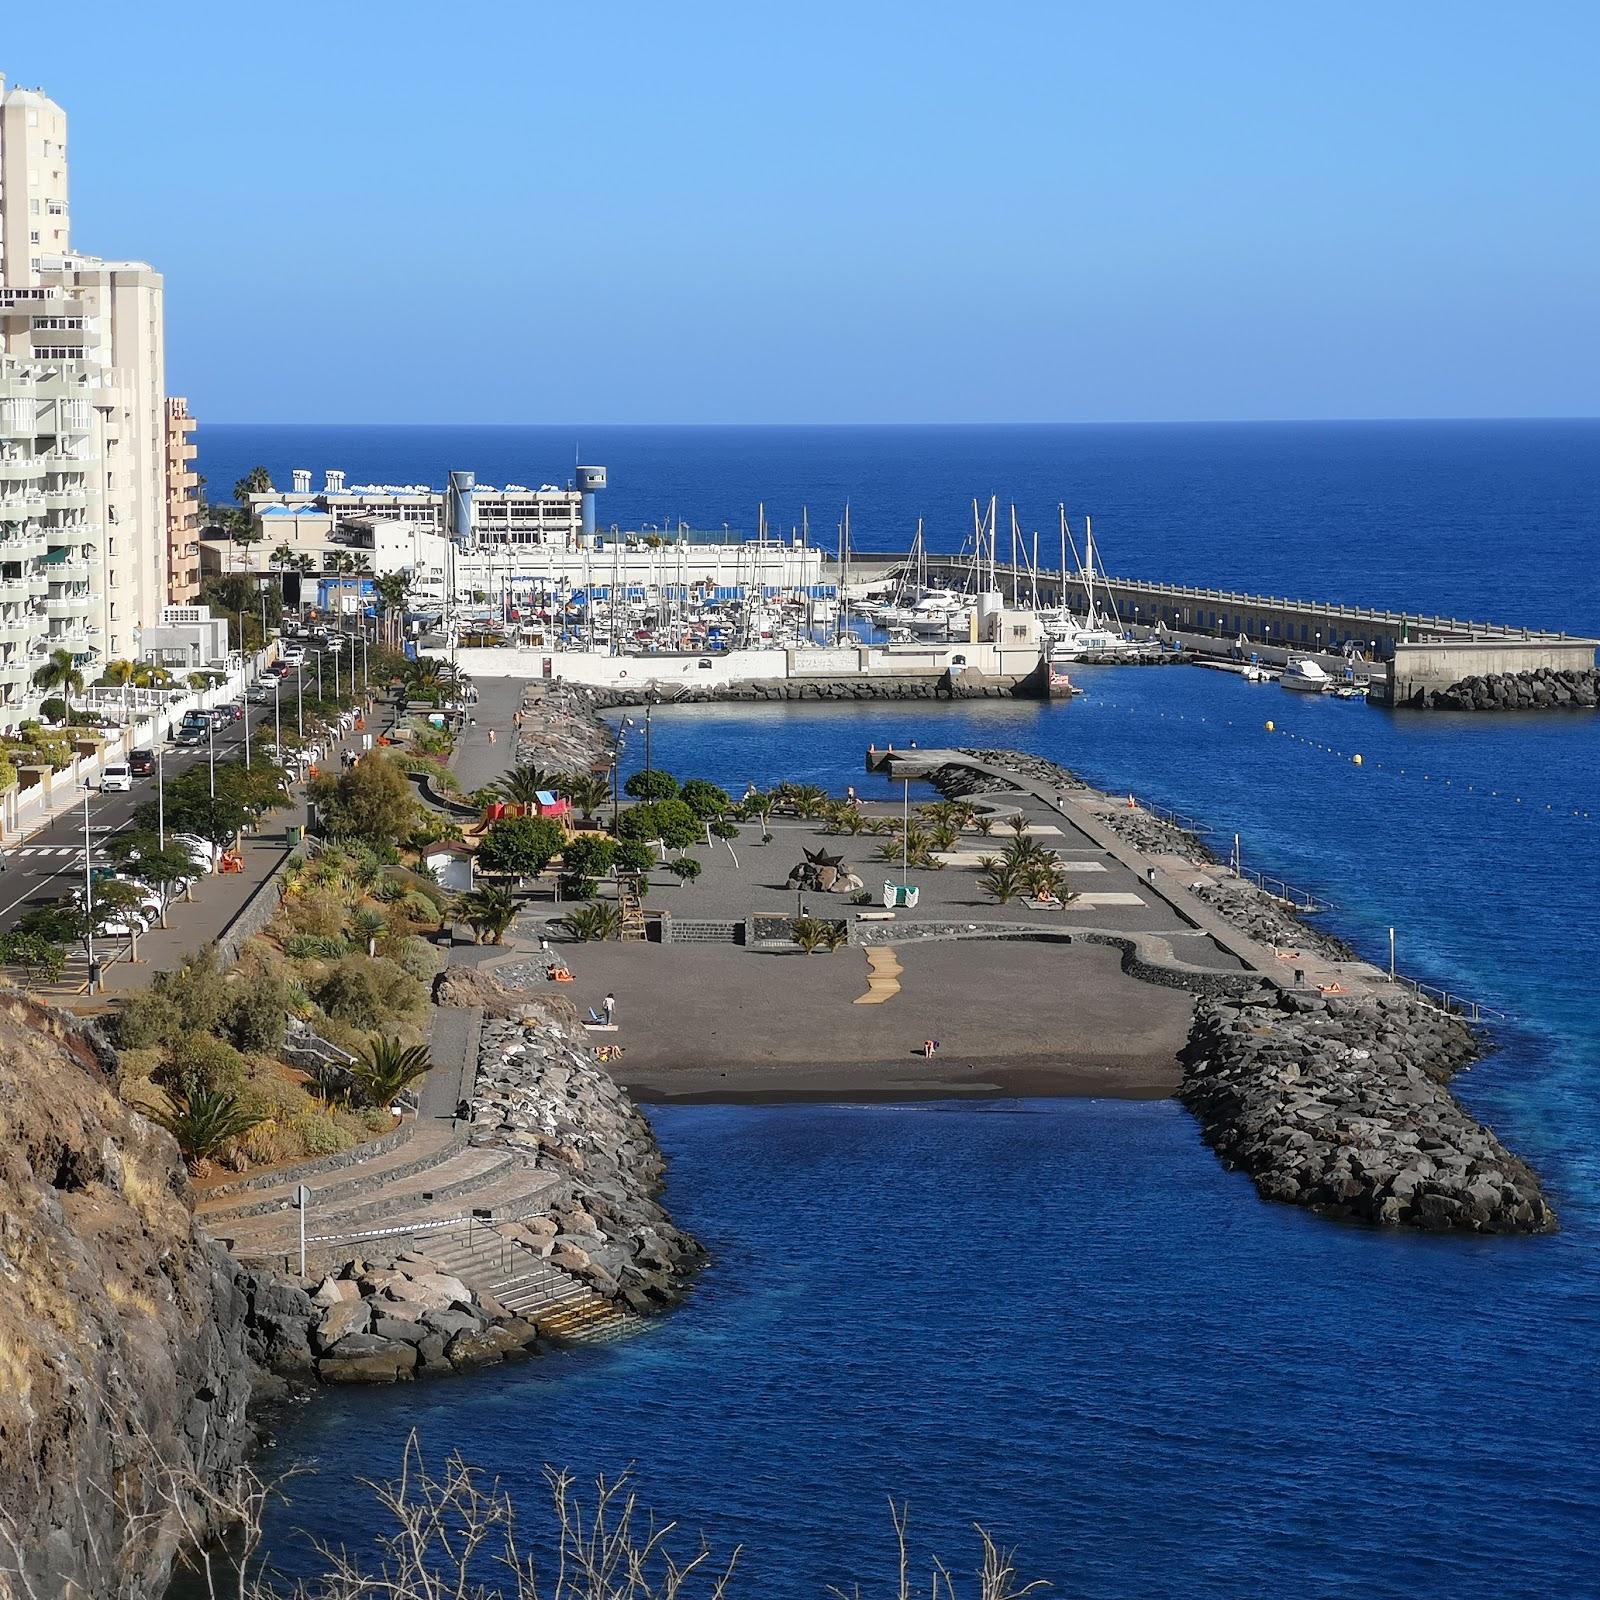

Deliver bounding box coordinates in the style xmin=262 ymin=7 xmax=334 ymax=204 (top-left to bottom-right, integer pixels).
xmin=0 ymin=534 xmax=48 ymax=561
xmin=45 ymin=592 xmax=93 ymax=618
xmin=0 ymin=457 xmax=46 ymax=484
xmin=0 ymin=616 xmax=36 ymax=644
xmin=43 ymin=555 xmax=92 ymax=580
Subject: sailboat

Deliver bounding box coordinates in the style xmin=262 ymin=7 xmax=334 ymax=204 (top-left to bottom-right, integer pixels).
xmin=1046 ymin=509 xmax=1140 ymax=661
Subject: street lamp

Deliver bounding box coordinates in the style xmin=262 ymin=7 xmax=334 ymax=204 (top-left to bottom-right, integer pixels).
xmin=82 ymin=781 xmax=94 ymax=987
xmin=296 ymin=663 xmax=304 ymax=738
xmin=156 ymin=738 xmax=165 ymax=850
xmin=273 ymin=677 xmax=282 ymax=759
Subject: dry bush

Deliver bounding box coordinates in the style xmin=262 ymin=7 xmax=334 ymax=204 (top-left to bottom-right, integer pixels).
xmin=159 ymin=1433 xmax=1045 ymax=1600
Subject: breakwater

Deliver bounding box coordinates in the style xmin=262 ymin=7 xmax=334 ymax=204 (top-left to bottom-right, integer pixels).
xmin=1181 ymin=993 xmax=1553 ymax=1231
xmin=913 ymin=745 xmax=1553 ymax=1232
xmin=578 ymin=674 xmax=1027 ymax=709
xmin=1420 ymin=666 xmax=1600 ymax=712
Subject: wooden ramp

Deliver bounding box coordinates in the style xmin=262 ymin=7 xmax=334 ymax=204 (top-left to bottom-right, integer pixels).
xmin=854 ymin=946 xmax=903 ymax=1004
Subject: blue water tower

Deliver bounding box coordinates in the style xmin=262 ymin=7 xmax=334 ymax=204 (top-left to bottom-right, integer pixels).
xmin=576 ymin=465 xmax=607 ymax=538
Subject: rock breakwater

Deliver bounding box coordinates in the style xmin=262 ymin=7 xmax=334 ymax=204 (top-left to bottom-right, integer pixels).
xmin=515 ymin=680 xmax=617 ymax=771
xmin=578 ymin=675 xmax=1029 ymax=710
xmin=441 ymin=964 xmax=705 ymax=1311
xmin=1181 ymin=991 xmax=1555 ymax=1232
xmin=1416 ymin=666 xmax=1599 ymax=712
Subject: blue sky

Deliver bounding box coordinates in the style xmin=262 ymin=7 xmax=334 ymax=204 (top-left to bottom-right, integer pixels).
xmin=8 ymin=1 xmax=1596 ymax=423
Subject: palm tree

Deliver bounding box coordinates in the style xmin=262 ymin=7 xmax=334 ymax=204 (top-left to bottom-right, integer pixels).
xmin=497 ymin=764 xmax=555 ymax=807
xmin=350 ymin=1036 xmax=432 ymax=1109
xmin=559 ymin=771 xmax=611 ymax=823
xmin=32 ymin=647 xmax=84 ymax=722
xmin=457 ymin=885 xmax=517 ymax=944
xmin=790 ymin=915 xmax=845 ymax=954
xmin=977 ymin=859 xmax=1027 ymax=904
xmin=269 ymin=542 xmax=297 ymax=574
xmin=373 ymin=571 xmax=410 ymax=651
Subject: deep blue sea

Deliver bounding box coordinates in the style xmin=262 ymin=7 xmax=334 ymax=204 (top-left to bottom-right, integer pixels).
xmin=206 ymin=424 xmax=1600 ymax=1598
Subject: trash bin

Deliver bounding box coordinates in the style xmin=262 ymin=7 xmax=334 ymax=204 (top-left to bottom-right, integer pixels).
xmin=287 ymin=824 xmax=304 ymax=847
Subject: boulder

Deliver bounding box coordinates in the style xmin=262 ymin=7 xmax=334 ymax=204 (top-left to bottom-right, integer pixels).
xmin=313 ymin=1296 xmax=372 ymax=1352
xmin=317 ymin=1344 xmax=419 ymax=1384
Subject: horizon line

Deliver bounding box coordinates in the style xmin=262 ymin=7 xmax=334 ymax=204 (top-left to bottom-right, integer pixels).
xmin=197 ymin=414 xmax=1600 ymax=430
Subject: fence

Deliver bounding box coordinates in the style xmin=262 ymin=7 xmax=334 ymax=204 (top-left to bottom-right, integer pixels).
xmin=1235 ymin=866 xmax=1329 ymax=914
xmin=1388 ymin=974 xmax=1508 ymax=1025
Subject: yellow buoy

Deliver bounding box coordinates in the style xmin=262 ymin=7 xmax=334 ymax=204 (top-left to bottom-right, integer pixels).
xmin=1352 ymin=753 xmax=1363 ymax=766
xmin=1265 ymin=720 xmax=1275 ymax=732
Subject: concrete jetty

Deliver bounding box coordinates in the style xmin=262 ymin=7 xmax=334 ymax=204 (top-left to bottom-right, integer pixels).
xmin=841 ymin=553 xmax=1599 ymax=705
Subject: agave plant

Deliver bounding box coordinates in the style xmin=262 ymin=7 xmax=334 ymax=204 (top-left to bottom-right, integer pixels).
xmin=351 ymin=1036 xmax=433 ymax=1109
xmin=927 ymin=820 xmax=960 ymax=853
xmin=559 ymin=902 xmax=623 ymax=942
xmin=457 ymin=885 xmax=517 ymax=945
xmin=972 ymin=813 xmax=996 ymax=837
xmin=156 ymin=1087 xmax=266 ymax=1173
xmin=350 ymin=905 xmax=388 ymax=955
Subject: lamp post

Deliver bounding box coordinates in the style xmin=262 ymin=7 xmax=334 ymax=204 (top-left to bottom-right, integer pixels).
xmin=315 ymin=647 xmax=323 ymax=703
xmin=156 ymin=738 xmax=165 ymax=850
xmin=296 ymin=663 xmax=304 ymax=737
xmin=273 ymin=678 xmax=282 ymax=759
xmin=82 ymin=781 xmax=94 ymax=985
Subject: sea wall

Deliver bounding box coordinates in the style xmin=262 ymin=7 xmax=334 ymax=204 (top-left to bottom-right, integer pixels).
xmin=578 ymin=673 xmax=1028 ymax=710
xmin=1181 ymin=992 xmax=1555 ymax=1231
xmin=1414 ymin=667 xmax=1600 ymax=712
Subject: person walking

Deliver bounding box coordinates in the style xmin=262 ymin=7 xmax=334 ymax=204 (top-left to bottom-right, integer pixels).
xmin=603 ymin=992 xmax=617 ymax=1025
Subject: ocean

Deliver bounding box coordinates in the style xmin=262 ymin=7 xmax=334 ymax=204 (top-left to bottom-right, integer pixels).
xmin=206 ymin=423 xmax=1600 ymax=1597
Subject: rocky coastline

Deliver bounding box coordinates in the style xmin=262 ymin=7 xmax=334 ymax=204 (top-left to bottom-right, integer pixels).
xmin=919 ymin=745 xmax=1555 ymax=1233
xmin=1416 ymin=665 xmax=1599 ymax=712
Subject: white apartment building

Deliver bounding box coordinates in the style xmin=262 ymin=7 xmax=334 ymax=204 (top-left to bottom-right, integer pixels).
xmin=0 ymin=73 xmax=171 ymax=714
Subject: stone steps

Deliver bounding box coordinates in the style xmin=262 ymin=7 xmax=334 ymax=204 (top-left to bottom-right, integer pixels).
xmin=217 ymin=1145 xmax=523 ymax=1256
xmin=424 ymin=1231 xmax=647 ymax=1346
xmin=196 ymin=1126 xmax=468 ymax=1223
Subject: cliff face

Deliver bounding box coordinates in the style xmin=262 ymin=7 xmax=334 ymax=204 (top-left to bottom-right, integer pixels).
xmin=0 ymin=994 xmax=255 ymax=1600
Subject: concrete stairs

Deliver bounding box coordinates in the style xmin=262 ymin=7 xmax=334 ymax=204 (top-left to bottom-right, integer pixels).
xmin=424 ymin=1227 xmax=648 ymax=1346
xmin=200 ymin=1125 xmax=561 ymax=1268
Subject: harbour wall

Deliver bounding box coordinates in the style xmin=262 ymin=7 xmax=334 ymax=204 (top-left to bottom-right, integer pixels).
xmin=839 ymin=555 xmax=1599 ymax=704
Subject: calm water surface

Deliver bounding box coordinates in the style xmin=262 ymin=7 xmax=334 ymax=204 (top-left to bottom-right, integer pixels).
xmin=224 ymin=424 xmax=1600 ymax=1596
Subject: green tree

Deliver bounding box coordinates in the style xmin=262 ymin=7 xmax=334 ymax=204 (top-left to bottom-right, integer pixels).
xmin=495 ymin=764 xmax=557 ymax=807
xmin=614 ymin=839 xmax=655 ymax=878
xmin=678 ymin=778 xmax=732 ymax=819
xmin=666 ymin=857 xmax=702 ymax=884
xmin=0 ymin=931 xmax=67 ymax=985
xmin=624 ymin=769 xmax=678 ymax=802
xmin=233 ymin=465 xmax=274 ymax=503
xmin=560 ymin=834 xmax=617 ymax=880
xmin=477 ymin=815 xmax=567 ymax=880
xmin=618 ymin=799 xmax=699 ymax=852
xmin=117 ymin=840 xmax=199 ymax=927
xmin=310 ymin=754 xmax=415 ymax=848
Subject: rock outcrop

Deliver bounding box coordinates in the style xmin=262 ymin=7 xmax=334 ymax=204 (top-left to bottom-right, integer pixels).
xmin=0 ymin=992 xmax=255 ymax=1600
xmin=1180 ymin=991 xmax=1555 ymax=1232
xmin=1418 ymin=666 xmax=1599 ymax=712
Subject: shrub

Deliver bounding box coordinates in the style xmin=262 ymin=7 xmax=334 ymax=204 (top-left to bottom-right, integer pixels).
xmin=315 ymin=958 xmax=391 ymax=1030
xmin=666 ymin=857 xmax=702 ymax=883
xmin=285 ymin=932 xmax=351 ymax=959
xmin=559 ymin=874 xmax=598 ymax=901
xmin=559 ymin=902 xmax=622 ymax=942
xmin=623 ymin=768 xmax=678 ymax=801
xmin=157 ymin=1031 xmax=248 ymax=1099
xmin=350 ymin=1037 xmax=432 ymax=1109
xmin=156 ymin=1087 xmax=265 ymax=1170
xmin=242 ymin=1074 xmax=315 ymax=1124
xmin=287 ymin=888 xmax=349 ymax=940
xmin=613 ymin=839 xmax=655 ymax=877
xmin=226 ymin=980 xmax=289 ymax=1054
xmin=395 ymin=936 xmax=443 ymax=984
xmin=289 ymin=1108 xmax=360 ymax=1158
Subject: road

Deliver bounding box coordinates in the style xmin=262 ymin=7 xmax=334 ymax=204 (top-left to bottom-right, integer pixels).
xmin=0 ymin=667 xmax=317 ymax=939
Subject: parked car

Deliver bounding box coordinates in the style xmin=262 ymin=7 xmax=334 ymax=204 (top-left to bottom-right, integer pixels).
xmin=127 ymin=749 xmax=155 ymax=777
xmin=100 ymin=763 xmax=132 ymax=793
xmin=175 ymin=724 xmax=208 ymax=747
xmin=225 ymin=701 xmax=246 ymax=722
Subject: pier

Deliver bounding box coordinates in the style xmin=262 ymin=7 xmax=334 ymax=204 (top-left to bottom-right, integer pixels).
xmin=838 ymin=554 xmax=1600 ymax=705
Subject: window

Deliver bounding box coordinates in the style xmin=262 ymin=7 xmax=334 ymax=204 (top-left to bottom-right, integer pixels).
xmin=28 ymin=200 xmax=39 ymax=216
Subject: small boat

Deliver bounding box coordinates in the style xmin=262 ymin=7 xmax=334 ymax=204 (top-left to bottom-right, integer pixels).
xmin=1280 ymin=656 xmax=1332 ymax=693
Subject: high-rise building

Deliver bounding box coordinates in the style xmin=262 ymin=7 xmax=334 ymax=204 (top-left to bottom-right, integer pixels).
xmin=165 ymin=396 xmax=200 ymax=604
xmin=0 ymin=71 xmax=172 ymax=721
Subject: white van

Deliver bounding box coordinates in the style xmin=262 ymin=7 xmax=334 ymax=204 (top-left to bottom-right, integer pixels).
xmin=101 ymin=764 xmax=132 ymax=793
